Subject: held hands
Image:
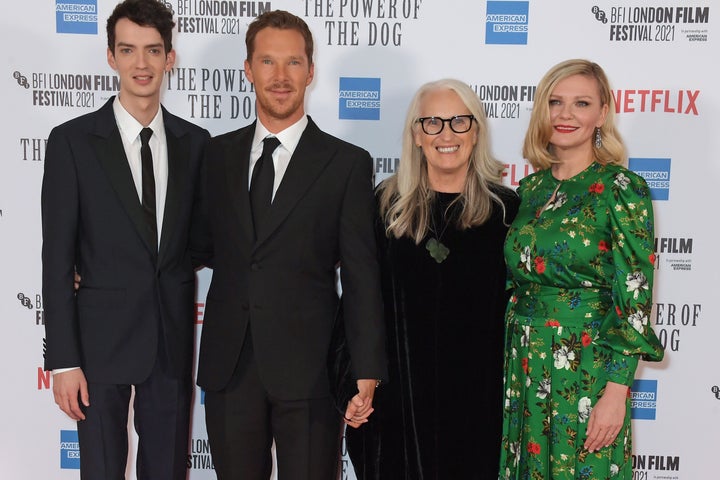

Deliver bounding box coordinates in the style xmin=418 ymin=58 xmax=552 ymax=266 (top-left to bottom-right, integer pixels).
xmin=584 ymin=381 xmax=629 ymax=452
xmin=343 ymin=379 xmax=378 ymax=429
xmin=53 ymin=369 xmax=89 ymax=421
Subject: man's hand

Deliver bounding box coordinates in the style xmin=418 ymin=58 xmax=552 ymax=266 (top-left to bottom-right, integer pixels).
xmin=73 ymin=272 xmax=81 ymax=291
xmin=53 ymin=369 xmax=89 ymax=421
xmin=343 ymin=379 xmax=378 ymax=429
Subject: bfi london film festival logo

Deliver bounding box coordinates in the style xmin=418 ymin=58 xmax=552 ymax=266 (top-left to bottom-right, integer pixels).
xmin=485 ymin=1 xmax=529 ymax=45
xmin=654 ymin=235 xmax=694 ymax=272
xmin=470 ymin=82 xmax=536 ymax=121
xmin=188 ymin=437 xmax=215 ymax=470
xmin=591 ymin=4 xmax=710 ymax=43
xmin=12 ymin=68 xmax=119 ymax=109
xmin=628 ymin=157 xmax=671 ymax=201
xmin=713 ymin=383 xmax=720 ymax=400
xmin=176 ymin=0 xmax=270 ymax=35
xmin=60 ymin=430 xmax=80 ymax=469
xmin=56 ymin=0 xmax=98 ymax=35
xmin=633 ymin=453 xmax=680 ymax=479
xmin=339 ymin=77 xmax=381 ymax=120
xmin=630 ymin=379 xmax=658 ymax=420
xmin=17 ymin=292 xmax=44 ymax=325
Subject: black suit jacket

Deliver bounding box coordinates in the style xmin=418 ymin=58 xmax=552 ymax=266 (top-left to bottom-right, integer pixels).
xmin=197 ymin=118 xmax=386 ymax=400
xmin=42 ymin=97 xmax=209 ymax=384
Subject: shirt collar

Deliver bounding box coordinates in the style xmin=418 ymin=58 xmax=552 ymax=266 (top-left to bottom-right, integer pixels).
xmin=113 ymin=95 xmax=165 ymax=142
xmin=253 ymin=115 xmax=308 ymax=156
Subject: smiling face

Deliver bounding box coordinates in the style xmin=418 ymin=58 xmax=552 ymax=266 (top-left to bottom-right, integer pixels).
xmin=413 ymin=88 xmax=477 ymax=191
xmin=548 ymin=74 xmax=608 ymax=159
xmin=107 ymin=18 xmax=174 ymax=109
xmin=245 ymin=27 xmax=314 ymax=132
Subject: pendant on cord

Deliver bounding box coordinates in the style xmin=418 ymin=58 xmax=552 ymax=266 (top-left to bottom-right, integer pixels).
xmin=426 ymin=237 xmax=450 ymax=263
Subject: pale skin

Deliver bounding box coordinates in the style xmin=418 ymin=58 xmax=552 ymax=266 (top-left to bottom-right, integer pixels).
xmin=545 ymin=73 xmax=627 ymax=452
xmin=244 ymin=27 xmax=313 ymax=134
xmin=53 ymin=18 xmax=175 ymax=421
xmin=413 ymin=88 xmax=477 ymax=193
xmin=584 ymin=382 xmax=629 ymax=452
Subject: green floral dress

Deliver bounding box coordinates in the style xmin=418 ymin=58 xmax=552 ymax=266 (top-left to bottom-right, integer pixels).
xmin=499 ymin=162 xmax=664 ymax=480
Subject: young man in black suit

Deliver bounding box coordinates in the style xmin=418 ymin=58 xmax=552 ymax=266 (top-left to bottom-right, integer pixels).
xmin=41 ymin=1 xmax=209 ymax=478
xmin=198 ymin=10 xmax=386 ymax=480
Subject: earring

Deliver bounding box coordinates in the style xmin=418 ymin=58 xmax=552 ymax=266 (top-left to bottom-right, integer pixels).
xmin=594 ymin=128 xmax=602 ymax=148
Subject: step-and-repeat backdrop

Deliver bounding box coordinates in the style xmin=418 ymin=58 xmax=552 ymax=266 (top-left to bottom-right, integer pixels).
xmin=1 ymin=1 xmax=717 ymax=478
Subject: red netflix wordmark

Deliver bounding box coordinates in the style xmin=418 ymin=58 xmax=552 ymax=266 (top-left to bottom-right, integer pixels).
xmin=612 ymin=89 xmax=699 ymax=115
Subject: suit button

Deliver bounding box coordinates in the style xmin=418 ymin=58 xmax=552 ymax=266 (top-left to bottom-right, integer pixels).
xmin=241 ymin=303 xmax=249 ymax=311
xmin=251 ymin=263 xmax=260 ymax=271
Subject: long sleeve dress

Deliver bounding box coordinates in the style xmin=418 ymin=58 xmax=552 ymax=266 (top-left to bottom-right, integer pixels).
xmin=499 ymin=162 xmax=665 ymax=480
xmin=347 ymin=186 xmax=519 ymax=480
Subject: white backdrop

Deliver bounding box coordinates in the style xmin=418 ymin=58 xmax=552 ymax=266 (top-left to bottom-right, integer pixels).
xmin=1 ymin=1 xmax=717 ymax=479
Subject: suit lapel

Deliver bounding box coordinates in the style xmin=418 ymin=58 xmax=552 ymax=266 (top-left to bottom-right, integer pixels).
xmin=92 ymin=99 xmax=158 ymax=259
xmin=158 ymin=109 xmax=190 ymax=266
xmin=224 ymin=125 xmax=256 ymax=245
xmin=254 ymin=119 xmax=334 ymax=249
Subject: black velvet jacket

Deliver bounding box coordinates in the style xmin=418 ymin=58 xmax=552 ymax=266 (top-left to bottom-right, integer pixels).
xmin=341 ymin=185 xmax=519 ymax=480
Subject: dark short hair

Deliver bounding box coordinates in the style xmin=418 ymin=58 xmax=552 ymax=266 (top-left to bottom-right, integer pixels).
xmin=245 ymin=10 xmax=314 ymax=65
xmin=107 ymin=0 xmax=175 ymax=54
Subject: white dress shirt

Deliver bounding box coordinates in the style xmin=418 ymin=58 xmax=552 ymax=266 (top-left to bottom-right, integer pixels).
xmin=113 ymin=95 xmax=169 ymax=240
xmin=249 ymin=115 xmax=308 ymax=200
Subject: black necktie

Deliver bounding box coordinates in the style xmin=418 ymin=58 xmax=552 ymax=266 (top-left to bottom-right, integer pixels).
xmin=140 ymin=127 xmax=157 ymax=247
xmin=250 ymin=136 xmax=280 ymax=233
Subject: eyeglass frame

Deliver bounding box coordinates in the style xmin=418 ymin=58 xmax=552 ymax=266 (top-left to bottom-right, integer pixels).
xmin=416 ymin=114 xmax=475 ymax=135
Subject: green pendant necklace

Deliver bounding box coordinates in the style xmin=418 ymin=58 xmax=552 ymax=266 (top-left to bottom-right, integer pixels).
xmin=425 ymin=199 xmax=452 ymax=263
xmin=426 ymin=237 xmax=450 ymax=263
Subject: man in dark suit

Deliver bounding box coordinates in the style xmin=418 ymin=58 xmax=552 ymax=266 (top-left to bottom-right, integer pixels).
xmin=41 ymin=1 xmax=209 ymax=478
xmin=198 ymin=10 xmax=386 ymax=480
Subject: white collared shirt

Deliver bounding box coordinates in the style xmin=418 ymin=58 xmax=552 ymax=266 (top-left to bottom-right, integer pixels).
xmin=113 ymin=95 xmax=169 ymax=244
xmin=249 ymin=115 xmax=308 ymax=201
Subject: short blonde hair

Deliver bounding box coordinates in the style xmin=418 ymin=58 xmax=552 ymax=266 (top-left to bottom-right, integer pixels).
xmin=523 ymin=59 xmax=626 ymax=170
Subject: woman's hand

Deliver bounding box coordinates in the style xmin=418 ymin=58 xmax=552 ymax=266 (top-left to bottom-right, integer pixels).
xmin=584 ymin=381 xmax=629 ymax=452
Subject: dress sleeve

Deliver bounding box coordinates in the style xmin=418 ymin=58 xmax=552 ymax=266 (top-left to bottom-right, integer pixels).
xmin=599 ymin=169 xmax=664 ymax=386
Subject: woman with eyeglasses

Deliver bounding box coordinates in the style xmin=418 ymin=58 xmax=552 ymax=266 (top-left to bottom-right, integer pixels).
xmin=345 ymin=78 xmax=519 ymax=479
xmin=498 ymin=60 xmax=664 ymax=480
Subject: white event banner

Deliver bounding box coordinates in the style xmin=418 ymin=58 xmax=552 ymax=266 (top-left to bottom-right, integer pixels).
xmin=1 ymin=1 xmax=717 ymax=479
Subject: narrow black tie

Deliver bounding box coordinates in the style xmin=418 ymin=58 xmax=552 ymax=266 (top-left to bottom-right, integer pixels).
xmin=250 ymin=136 xmax=280 ymax=234
xmin=140 ymin=127 xmax=157 ymax=248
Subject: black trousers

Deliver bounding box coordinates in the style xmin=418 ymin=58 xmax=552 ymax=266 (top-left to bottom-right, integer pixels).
xmin=77 ymin=356 xmax=192 ymax=480
xmin=205 ymin=332 xmax=342 ymax=480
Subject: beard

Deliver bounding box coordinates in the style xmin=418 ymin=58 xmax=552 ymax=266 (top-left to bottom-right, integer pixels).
xmin=255 ymin=83 xmax=305 ymax=121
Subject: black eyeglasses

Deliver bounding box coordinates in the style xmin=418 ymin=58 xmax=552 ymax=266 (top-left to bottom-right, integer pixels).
xmin=417 ymin=115 xmax=475 ymax=135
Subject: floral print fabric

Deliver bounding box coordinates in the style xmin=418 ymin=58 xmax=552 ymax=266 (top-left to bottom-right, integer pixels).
xmin=499 ymin=162 xmax=664 ymax=479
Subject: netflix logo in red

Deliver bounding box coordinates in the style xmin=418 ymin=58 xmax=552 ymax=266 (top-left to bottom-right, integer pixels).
xmin=613 ymin=89 xmax=699 ymax=115
xmin=503 ymin=162 xmax=537 ymax=187
xmin=38 ymin=367 xmax=51 ymax=390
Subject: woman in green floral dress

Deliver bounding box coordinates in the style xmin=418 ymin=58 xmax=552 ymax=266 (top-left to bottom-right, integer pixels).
xmin=499 ymin=59 xmax=665 ymax=480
